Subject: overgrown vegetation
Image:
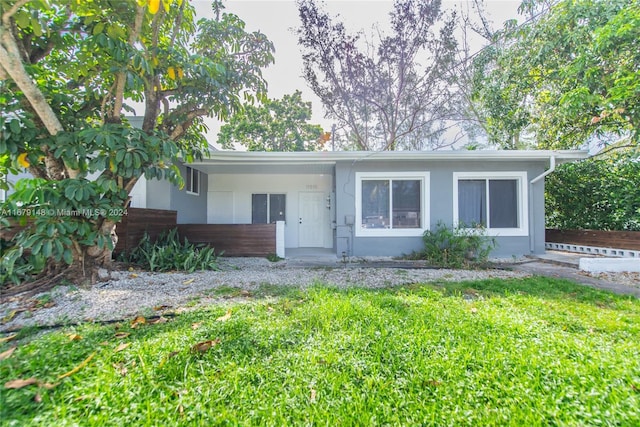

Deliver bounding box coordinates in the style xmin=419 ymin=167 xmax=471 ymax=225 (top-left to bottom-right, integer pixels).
xmin=546 ymin=151 xmax=640 ymax=231
xmin=419 ymin=222 xmax=496 ymax=268
xmin=1 ymin=278 xmax=639 ymax=425
xmin=126 ymin=229 xmax=220 ymax=273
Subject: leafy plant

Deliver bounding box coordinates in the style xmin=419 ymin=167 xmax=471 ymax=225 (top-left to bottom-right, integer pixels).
xmin=0 ymin=0 xmax=274 ymax=283
xmin=546 ymin=151 xmax=640 ymax=230
xmin=126 ymin=229 xmax=220 ymax=273
xmin=266 ymin=253 xmax=284 ymax=262
xmin=420 ymin=222 xmax=496 ymax=268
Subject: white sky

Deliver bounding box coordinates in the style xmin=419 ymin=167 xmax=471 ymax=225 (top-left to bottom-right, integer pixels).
xmin=191 ymin=0 xmax=523 ymax=144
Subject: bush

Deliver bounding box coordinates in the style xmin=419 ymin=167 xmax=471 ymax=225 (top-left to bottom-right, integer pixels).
xmin=126 ymin=228 xmax=220 ymax=273
xmin=420 ymin=222 xmax=496 ymax=268
xmin=546 ymin=151 xmax=640 ymax=231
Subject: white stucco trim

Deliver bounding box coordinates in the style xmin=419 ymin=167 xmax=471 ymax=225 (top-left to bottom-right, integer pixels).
xmin=452 ymin=171 xmax=529 ymax=237
xmin=355 ymin=171 xmax=430 ymax=238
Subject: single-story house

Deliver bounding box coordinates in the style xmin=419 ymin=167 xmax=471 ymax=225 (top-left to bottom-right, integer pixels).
xmin=2 ymin=149 xmax=588 ymax=259
xmin=175 ymin=149 xmax=588 ymax=258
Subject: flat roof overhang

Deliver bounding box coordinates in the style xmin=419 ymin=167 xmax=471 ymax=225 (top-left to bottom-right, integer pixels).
xmin=188 ymin=150 xmax=588 ymax=175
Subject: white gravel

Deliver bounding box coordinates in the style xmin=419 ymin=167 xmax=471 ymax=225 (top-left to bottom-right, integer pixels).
xmin=0 ymin=257 xmax=529 ymax=331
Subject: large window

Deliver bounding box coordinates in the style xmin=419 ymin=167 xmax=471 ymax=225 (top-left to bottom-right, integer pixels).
xmin=453 ymin=172 xmax=528 ymax=236
xmin=185 ymin=166 xmax=200 ymax=195
xmin=252 ymin=193 xmax=286 ymax=224
xmin=356 ymin=172 xmax=429 ymax=237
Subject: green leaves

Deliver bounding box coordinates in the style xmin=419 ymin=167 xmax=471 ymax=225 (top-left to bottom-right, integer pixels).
xmin=472 ymin=0 xmax=639 ymax=149
xmin=546 ymin=149 xmax=640 ymax=231
xmin=218 ymin=90 xmax=324 ymax=152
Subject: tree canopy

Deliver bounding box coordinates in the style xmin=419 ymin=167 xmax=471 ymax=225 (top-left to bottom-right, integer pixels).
xmin=0 ymin=0 xmax=274 ymax=284
xmin=217 ymin=90 xmax=325 ymax=151
xmin=471 ymin=0 xmax=639 ymax=149
xmin=296 ymin=0 xmax=457 ymax=151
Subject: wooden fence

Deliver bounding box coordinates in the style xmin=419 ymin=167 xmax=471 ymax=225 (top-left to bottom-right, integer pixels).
xmin=114 ymin=208 xmax=178 ymax=255
xmin=177 ymin=223 xmax=276 ymax=257
xmin=114 ymin=208 xmax=277 ymax=257
xmin=2 ymin=207 xmax=278 ymax=257
xmin=546 ymin=229 xmax=640 ymax=251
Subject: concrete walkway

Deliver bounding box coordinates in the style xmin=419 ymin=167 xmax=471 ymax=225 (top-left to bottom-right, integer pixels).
xmin=511 ymin=252 xmax=640 ymax=298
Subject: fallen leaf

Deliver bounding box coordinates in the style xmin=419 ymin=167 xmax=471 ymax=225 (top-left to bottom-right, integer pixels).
xmin=67 ymin=333 xmax=82 ymax=341
xmin=128 ymin=267 xmax=135 ymax=272
xmin=0 ymin=346 xmax=17 ymax=361
xmin=99 ymin=341 xmax=110 ymax=346
xmin=1 ymin=310 xmax=17 ymax=323
xmin=470 ymin=307 xmax=478 ymax=314
xmin=34 ymin=393 xmax=42 ymax=403
xmin=240 ymin=290 xmax=252 ymax=297
xmin=153 ymin=305 xmax=170 ymax=311
xmin=39 ymin=382 xmax=58 ymax=389
xmin=112 ymin=363 xmax=128 ymax=377
xmin=114 ymin=332 xmax=130 ymax=339
xmin=191 ymin=322 xmax=202 ymax=330
xmin=182 ymin=279 xmax=195 ymax=285
xmin=131 ymin=316 xmax=146 ymax=328
xmin=178 ymin=404 xmax=185 ymax=417
xmin=5 ymin=378 xmax=38 ymax=389
xmin=310 ymin=388 xmax=317 ymax=403
xmin=267 ymin=306 xmax=275 ymax=312
xmin=216 ymin=309 xmax=232 ymax=322
xmin=149 ymin=316 xmax=169 ymax=325
xmin=0 ymin=333 xmax=17 ymax=344
xmin=129 ymin=273 xmax=139 ymax=278
xmin=190 ymin=339 xmax=220 ymax=354
xmin=57 ymin=352 xmax=96 ymax=380
xmin=114 ymin=343 xmax=131 ymax=353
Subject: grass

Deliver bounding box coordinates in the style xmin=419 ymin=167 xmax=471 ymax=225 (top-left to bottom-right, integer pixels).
xmin=1 ymin=277 xmax=640 ymax=426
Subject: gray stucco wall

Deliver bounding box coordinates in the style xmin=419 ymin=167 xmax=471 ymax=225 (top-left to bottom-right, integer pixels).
xmin=335 ymin=159 xmax=547 ymax=258
xmin=144 ymin=163 xmax=207 ymax=224
xmin=170 ymin=163 xmax=207 ymax=224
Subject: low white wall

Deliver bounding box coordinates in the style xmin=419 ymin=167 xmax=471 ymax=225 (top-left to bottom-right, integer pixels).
xmin=579 ymin=258 xmax=640 ymax=273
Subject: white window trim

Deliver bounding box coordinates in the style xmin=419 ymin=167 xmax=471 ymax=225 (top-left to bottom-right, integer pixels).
xmin=453 ymin=171 xmax=529 ymax=237
xmin=355 ymin=171 xmax=430 ymax=237
xmin=186 ymin=166 xmax=200 ymax=196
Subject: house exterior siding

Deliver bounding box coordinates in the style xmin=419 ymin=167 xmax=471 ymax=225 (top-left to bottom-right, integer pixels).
xmin=335 ymin=159 xmax=546 ymax=258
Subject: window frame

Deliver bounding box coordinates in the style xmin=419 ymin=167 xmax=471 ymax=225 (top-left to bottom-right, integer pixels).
xmin=452 ymin=171 xmax=529 ymax=237
xmin=251 ymin=193 xmax=287 ymax=224
xmin=185 ymin=166 xmax=200 ymax=196
xmin=355 ymin=171 xmax=430 ymax=237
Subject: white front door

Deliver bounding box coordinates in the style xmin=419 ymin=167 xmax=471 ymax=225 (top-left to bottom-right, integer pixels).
xmin=299 ymin=191 xmax=325 ymax=247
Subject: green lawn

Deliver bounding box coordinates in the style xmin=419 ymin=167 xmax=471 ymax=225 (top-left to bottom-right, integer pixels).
xmin=1 ymin=277 xmax=639 ymax=426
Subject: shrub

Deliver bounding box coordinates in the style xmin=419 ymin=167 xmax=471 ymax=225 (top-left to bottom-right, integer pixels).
xmin=126 ymin=228 xmax=220 ymax=273
xmin=546 ymin=151 xmax=640 ymax=231
xmin=420 ymin=222 xmax=496 ymax=268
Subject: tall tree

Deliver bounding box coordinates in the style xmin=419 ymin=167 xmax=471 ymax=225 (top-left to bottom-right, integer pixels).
xmin=296 ymin=0 xmax=457 ymax=151
xmin=217 ymin=90 xmax=325 ymax=151
xmin=0 ymin=0 xmax=274 ymax=283
xmin=471 ymin=0 xmax=640 ymax=149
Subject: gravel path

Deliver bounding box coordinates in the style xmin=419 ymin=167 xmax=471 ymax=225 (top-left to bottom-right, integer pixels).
xmin=1 ymin=257 xmax=528 ymax=332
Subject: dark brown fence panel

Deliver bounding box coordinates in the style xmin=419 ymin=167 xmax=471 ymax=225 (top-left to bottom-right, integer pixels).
xmin=546 ymin=229 xmax=640 ymax=250
xmin=177 ymin=224 xmax=276 ymax=257
xmin=114 ymin=208 xmax=177 ymax=255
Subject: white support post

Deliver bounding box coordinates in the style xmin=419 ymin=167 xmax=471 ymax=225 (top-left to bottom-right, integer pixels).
xmin=276 ymin=221 xmax=285 ymax=259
